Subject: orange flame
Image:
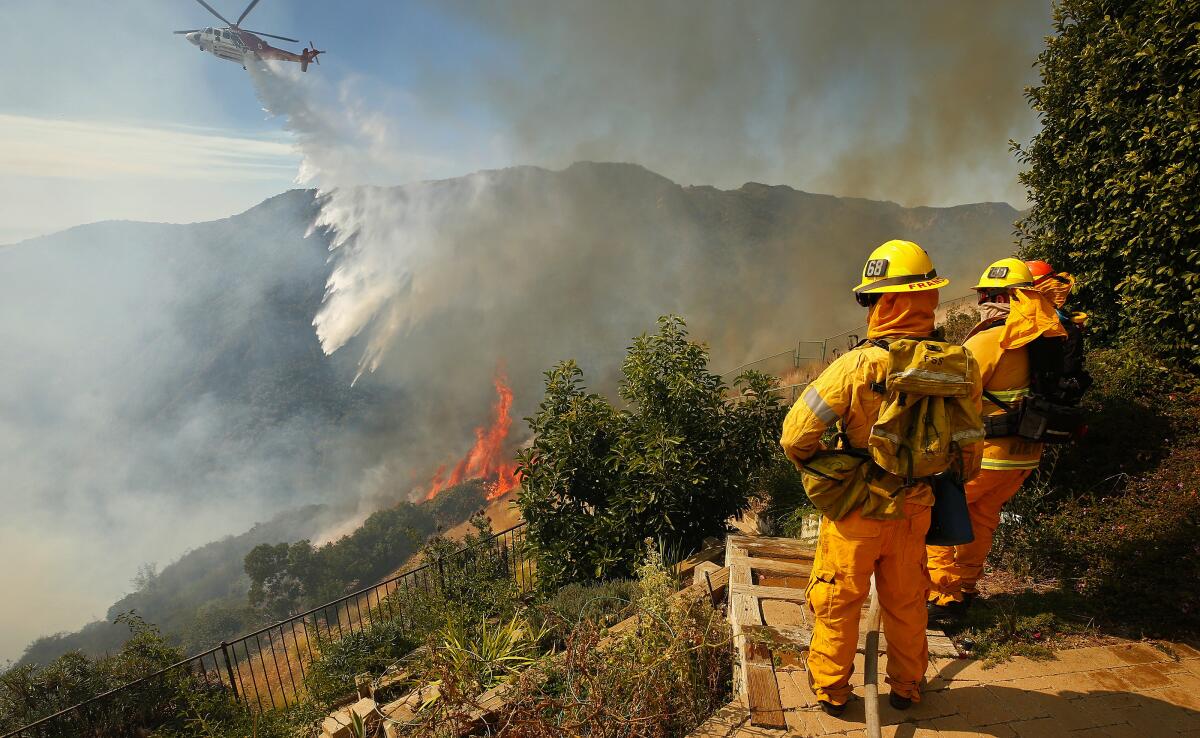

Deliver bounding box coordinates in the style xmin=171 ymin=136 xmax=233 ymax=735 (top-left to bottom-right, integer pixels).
xmin=425 ymin=371 xmax=522 ymax=501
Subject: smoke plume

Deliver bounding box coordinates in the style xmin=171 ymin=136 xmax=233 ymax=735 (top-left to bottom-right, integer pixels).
xmin=246 ymin=58 xmax=1021 ymax=516
xmin=424 ymin=0 xmax=1050 ymax=207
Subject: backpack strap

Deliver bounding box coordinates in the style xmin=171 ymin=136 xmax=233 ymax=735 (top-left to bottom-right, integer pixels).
xmin=861 ymin=336 xmax=934 ymax=395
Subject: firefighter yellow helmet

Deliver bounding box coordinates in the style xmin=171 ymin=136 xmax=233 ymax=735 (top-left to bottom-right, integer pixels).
xmin=973 ymin=257 xmax=1034 ymax=290
xmin=853 ymin=239 xmax=949 ymax=296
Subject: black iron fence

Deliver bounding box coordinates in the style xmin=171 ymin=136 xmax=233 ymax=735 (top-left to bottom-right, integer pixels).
xmin=2 ymin=522 xmax=531 ymax=738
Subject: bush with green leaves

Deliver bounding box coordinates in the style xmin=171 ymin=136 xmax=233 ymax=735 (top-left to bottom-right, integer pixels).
xmin=155 ymin=699 xmax=325 ymax=738
xmin=1014 ymin=0 xmax=1200 ymax=367
xmin=528 ymin=579 xmax=639 ymax=646
xmin=0 ymin=614 xmax=226 ymax=737
xmin=753 ymin=456 xmax=813 ymax=539
xmin=418 ymin=514 xmax=523 ymax=626
xmin=302 ymin=619 xmax=420 ymax=705
xmin=516 ymin=315 xmax=786 ymax=590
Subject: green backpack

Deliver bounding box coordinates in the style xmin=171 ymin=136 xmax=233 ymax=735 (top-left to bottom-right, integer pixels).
xmin=867 ymin=338 xmax=984 ymax=482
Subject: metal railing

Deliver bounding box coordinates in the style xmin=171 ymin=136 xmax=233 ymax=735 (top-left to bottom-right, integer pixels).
xmin=2 ymin=523 xmax=531 ymax=738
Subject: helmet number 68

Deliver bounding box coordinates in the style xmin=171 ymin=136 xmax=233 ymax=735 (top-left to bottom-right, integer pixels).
xmin=864 ymin=259 xmax=889 ymax=278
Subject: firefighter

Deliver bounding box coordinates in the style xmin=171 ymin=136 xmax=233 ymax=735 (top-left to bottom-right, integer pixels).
xmin=781 ymin=239 xmax=956 ymax=715
xmin=926 ymin=258 xmax=1063 ymax=616
xmin=1027 ymin=258 xmax=1089 ymax=328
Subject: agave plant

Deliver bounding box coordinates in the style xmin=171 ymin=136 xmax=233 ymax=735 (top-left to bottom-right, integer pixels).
xmin=438 ymin=615 xmax=546 ymax=691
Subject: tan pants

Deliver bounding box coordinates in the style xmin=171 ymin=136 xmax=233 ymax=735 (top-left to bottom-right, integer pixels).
xmin=806 ymin=502 xmax=932 ymax=705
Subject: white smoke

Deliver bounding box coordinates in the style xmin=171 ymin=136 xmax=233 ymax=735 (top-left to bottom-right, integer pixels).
xmin=249 ymin=62 xmax=507 ymax=379
xmin=313 ymin=179 xmax=501 ymax=378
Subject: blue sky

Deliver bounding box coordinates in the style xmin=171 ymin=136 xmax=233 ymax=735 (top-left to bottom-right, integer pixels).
xmin=0 ymin=1 xmax=514 ymax=242
xmin=1 ymin=1 xmax=1050 ymax=242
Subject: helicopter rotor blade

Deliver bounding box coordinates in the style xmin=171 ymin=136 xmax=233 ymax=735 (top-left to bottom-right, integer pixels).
xmin=173 ymin=29 xmax=202 ymax=34
xmin=243 ymin=29 xmax=300 ymax=43
xmin=193 ymin=0 xmax=234 ymax=27
xmin=236 ymin=0 xmax=263 ymax=26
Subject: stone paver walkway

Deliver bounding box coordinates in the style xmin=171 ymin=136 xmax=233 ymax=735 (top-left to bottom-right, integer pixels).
xmin=693 ymin=641 xmax=1200 ymax=737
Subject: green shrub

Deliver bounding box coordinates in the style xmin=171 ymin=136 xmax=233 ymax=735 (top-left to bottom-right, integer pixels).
xmin=517 ymin=315 xmax=786 ymax=590
xmin=955 ymin=609 xmax=1066 ymax=665
xmin=155 ymin=699 xmax=325 ymax=738
xmin=418 ymin=515 xmax=522 ymax=626
xmin=992 ymin=348 xmax=1200 ymax=629
xmin=1030 ymin=346 xmax=1184 ymax=500
xmin=428 ymin=615 xmax=544 ymax=699
xmin=304 ymin=619 xmax=419 ymax=705
xmin=529 ymin=579 xmax=638 ymax=645
xmin=0 ymin=614 xmax=196 ymax=737
xmin=754 ymin=457 xmax=813 ymax=538
xmin=999 ymin=476 xmax=1200 ymax=629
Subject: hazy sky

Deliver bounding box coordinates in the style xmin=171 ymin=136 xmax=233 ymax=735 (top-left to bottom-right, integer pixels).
xmin=1 ymin=1 xmax=1049 ymax=244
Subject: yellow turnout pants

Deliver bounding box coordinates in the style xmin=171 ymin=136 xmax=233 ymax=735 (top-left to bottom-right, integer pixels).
xmin=927 ymin=468 xmax=1031 ymax=606
xmin=806 ymin=502 xmax=932 ymax=705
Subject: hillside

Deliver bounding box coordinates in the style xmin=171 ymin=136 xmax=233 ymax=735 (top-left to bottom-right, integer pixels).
xmin=0 ymin=161 xmax=1020 ymax=665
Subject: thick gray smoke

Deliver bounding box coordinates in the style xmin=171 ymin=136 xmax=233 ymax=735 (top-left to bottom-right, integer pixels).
xmin=425 ymin=0 xmax=1050 ymax=207
xmin=247 ymin=61 xmax=1019 ymax=497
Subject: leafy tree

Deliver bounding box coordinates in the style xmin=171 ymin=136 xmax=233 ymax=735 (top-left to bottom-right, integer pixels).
xmin=243 ymin=482 xmax=489 ymax=616
xmin=937 ymin=306 xmax=981 ymax=346
xmin=0 ymin=614 xmax=190 ymax=736
xmin=1015 ymin=0 xmax=1200 ymax=367
xmin=517 ymin=315 xmax=786 ymax=590
xmin=244 ymin=542 xmax=308 ymax=619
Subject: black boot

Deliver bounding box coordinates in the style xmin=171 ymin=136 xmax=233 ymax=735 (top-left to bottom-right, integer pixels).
xmin=889 ymin=692 xmax=913 ymax=710
xmin=819 ymin=700 xmax=847 ymax=717
xmin=927 ymin=598 xmax=969 ymax=622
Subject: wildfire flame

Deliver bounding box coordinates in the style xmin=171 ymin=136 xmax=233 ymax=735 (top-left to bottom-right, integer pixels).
xmin=425 ymin=371 xmax=521 ymax=501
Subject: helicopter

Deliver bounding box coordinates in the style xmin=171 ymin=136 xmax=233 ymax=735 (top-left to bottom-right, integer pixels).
xmin=175 ymin=0 xmax=323 ymax=72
